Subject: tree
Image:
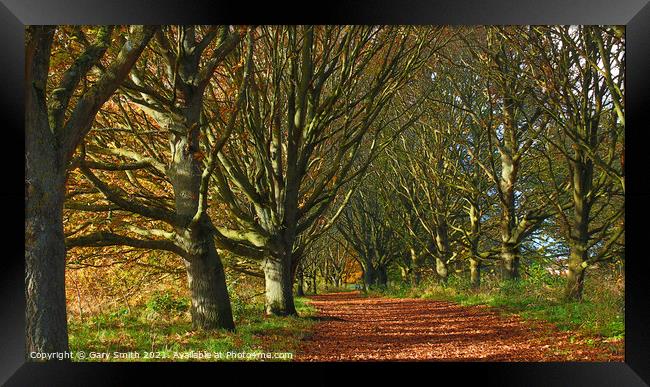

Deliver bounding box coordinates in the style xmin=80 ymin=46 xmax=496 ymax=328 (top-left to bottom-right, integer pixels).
xmin=66 ymin=26 xmax=253 ymax=330
xmin=518 ymin=26 xmax=624 ymax=300
xmin=337 ymin=187 xmax=401 ymax=288
xmin=319 ymin=235 xmax=356 ymax=288
xmin=207 ymin=26 xmax=443 ymax=315
xmin=297 ymin=232 xmax=358 ymax=292
xmin=429 ymin=50 xmax=498 ymax=288
xmin=25 ymin=25 xmax=156 ymax=354
xmin=386 ymin=124 xmax=465 ymax=284
xmin=371 ymin=151 xmax=429 ymax=286
xmin=444 ymin=27 xmax=553 ymax=280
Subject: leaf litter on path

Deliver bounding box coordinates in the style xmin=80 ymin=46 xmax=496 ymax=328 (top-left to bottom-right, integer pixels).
xmin=295 ymin=291 xmax=623 ymax=362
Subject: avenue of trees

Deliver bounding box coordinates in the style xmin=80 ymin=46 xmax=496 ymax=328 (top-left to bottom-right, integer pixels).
xmin=25 ymin=25 xmax=624 ymax=355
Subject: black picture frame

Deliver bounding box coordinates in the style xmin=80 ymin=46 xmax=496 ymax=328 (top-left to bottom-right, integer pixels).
xmin=3 ymin=0 xmax=649 ymax=385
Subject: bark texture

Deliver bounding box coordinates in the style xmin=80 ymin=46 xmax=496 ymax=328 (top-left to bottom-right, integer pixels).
xmin=183 ymin=239 xmax=234 ymax=330
xmin=25 ymin=150 xmax=70 ymax=354
xmin=470 ymin=258 xmax=481 ymax=289
xmin=263 ymin=256 xmax=297 ymax=316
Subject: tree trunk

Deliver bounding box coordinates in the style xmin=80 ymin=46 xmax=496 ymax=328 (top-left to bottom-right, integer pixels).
xmin=169 ymin=123 xmax=235 ymax=330
xmin=499 ymin=142 xmax=521 ymax=281
xmin=184 ymin=241 xmax=234 ymax=330
xmin=565 ymin=157 xmax=592 ymax=301
xmin=296 ymin=283 xmax=305 ymax=297
xmin=263 ymin=256 xmax=297 ymax=316
xmin=469 ymin=257 xmax=481 ymax=289
xmin=412 ymin=271 xmax=421 ymax=286
xmin=435 ymin=257 xmax=449 ymax=283
xmin=434 ymin=224 xmax=451 ymax=283
xmin=409 ymin=248 xmax=420 ymax=286
xmin=260 ymin=165 xmax=300 ymax=315
xmin=501 ymin=242 xmax=519 ymax=280
xmin=363 ymin=265 xmax=377 ymax=288
xmin=25 ymin=50 xmax=69 ymax=354
xmin=399 ymin=265 xmax=409 ymax=282
xmin=565 ymin=244 xmax=587 ymax=301
xmin=25 ymin=163 xmax=70 ymax=355
xmin=376 ymin=265 xmax=388 ymax=287
xmin=296 ymin=267 xmax=305 ymax=297
xmin=468 ymin=202 xmax=481 ymax=289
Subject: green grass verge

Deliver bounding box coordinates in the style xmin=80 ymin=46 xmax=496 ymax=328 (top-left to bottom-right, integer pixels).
xmin=68 ymin=296 xmax=317 ymax=362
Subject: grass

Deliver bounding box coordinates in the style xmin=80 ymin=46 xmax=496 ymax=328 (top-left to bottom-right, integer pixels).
xmin=369 ymin=266 xmax=624 ymax=340
xmin=68 ymin=295 xmax=317 ymax=362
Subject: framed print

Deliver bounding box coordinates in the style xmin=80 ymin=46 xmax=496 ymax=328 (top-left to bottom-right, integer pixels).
xmin=3 ymin=0 xmax=650 ymax=385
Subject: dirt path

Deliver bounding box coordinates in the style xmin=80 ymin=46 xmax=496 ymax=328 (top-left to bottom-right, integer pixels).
xmin=295 ymin=291 xmax=623 ymax=361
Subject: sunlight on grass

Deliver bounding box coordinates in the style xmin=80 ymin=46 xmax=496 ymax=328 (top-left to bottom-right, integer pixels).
xmin=68 ymin=295 xmax=317 ymax=362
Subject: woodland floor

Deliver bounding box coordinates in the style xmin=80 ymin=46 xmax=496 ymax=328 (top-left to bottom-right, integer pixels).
xmin=295 ymin=291 xmax=624 ymax=361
